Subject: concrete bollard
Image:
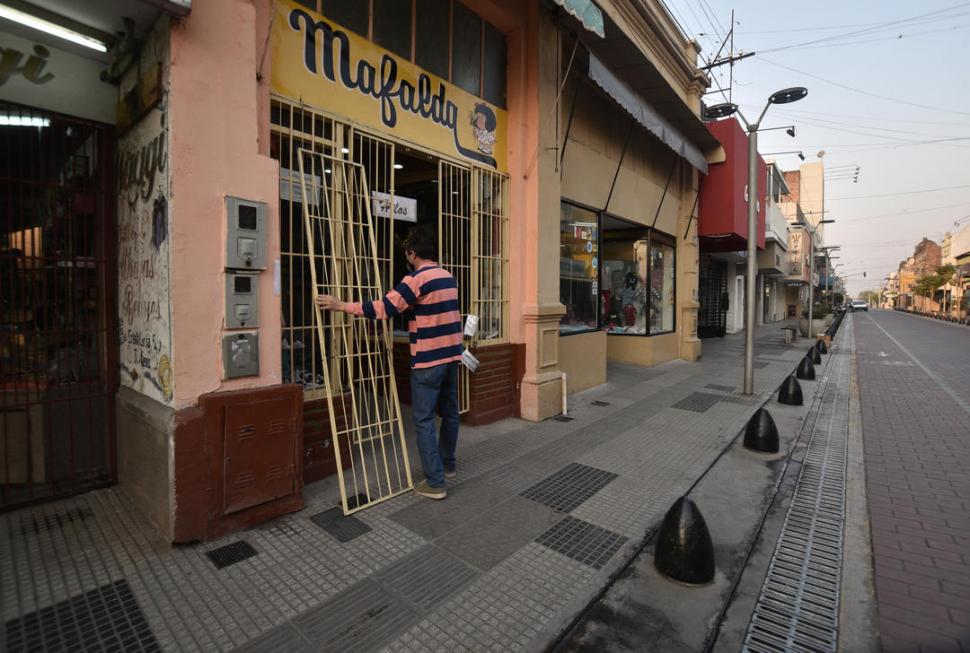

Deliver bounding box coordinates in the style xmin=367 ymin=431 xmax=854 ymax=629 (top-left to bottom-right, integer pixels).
xmin=778 ymin=374 xmax=804 ymax=405
xmin=654 ymin=496 xmax=715 ymax=585
xmin=796 ymin=356 xmax=816 ymax=380
xmin=743 ymin=408 xmax=780 ymax=453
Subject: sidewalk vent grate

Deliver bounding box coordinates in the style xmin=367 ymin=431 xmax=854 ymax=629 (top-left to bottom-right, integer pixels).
xmin=521 ymin=463 xmax=617 ymax=513
xmin=743 ymin=338 xmax=849 ymax=653
xmin=553 ymin=415 xmax=574 ymax=422
xmin=536 ymin=516 xmax=627 ymax=569
xmin=4 ymin=580 xmax=159 ymax=652
xmin=206 ymin=540 xmax=258 ymax=569
xmin=672 ymin=392 xmax=722 ymax=412
xmin=310 ymin=507 xmax=372 ymax=543
xmin=591 ymin=400 xmax=611 ymax=406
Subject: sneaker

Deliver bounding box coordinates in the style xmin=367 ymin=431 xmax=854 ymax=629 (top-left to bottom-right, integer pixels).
xmin=414 ymin=480 xmax=447 ymax=500
xmin=444 ymin=466 xmax=457 ymax=479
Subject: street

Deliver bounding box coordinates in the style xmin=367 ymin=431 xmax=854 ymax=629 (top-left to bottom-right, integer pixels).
xmin=854 ymin=310 xmax=970 ymax=651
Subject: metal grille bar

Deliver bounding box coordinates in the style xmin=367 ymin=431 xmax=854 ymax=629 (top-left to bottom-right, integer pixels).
xmin=297 ymin=149 xmax=412 ymax=515
xmin=1 ymin=102 xmax=114 ymax=511
xmin=743 ymin=339 xmax=850 ymax=652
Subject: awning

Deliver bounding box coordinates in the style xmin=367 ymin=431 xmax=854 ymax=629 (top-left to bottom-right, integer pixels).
xmin=588 ymin=53 xmax=708 ymax=173
xmin=551 ymin=0 xmax=604 ymax=38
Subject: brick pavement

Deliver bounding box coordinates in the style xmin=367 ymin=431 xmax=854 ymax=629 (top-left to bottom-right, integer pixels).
xmin=1 ymin=323 xmax=819 ymax=653
xmin=854 ymin=311 xmax=970 ymax=652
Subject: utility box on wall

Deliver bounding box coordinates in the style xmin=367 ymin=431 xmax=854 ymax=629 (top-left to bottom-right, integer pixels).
xmin=178 ymin=385 xmax=303 ymax=541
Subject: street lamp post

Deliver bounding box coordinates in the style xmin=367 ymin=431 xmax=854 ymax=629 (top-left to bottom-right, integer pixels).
xmin=704 ymin=87 xmax=808 ymax=396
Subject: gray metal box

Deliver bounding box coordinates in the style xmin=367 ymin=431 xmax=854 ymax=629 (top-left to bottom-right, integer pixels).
xmin=223 ymin=332 xmax=259 ymax=378
xmin=225 ymin=272 xmax=259 ymax=328
xmin=226 ymin=196 xmax=267 ymax=270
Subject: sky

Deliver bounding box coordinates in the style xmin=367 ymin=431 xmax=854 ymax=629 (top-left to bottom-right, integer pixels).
xmin=664 ymin=0 xmax=970 ymax=298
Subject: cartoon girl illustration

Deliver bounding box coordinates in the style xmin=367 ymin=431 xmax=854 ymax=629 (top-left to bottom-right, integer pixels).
xmin=470 ymin=102 xmax=497 ymax=156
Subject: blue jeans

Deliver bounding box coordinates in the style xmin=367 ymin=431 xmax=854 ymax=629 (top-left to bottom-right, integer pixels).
xmin=411 ymin=361 xmax=460 ymax=488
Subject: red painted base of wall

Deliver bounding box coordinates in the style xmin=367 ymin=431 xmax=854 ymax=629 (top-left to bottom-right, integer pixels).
xmin=173 ymin=384 xmax=304 ymax=543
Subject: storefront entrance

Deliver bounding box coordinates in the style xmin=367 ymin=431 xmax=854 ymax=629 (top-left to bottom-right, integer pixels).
xmin=0 ymin=102 xmax=115 ymax=510
xmin=698 ymin=256 xmax=728 ymax=338
xmin=270 ymin=99 xmax=509 ymax=484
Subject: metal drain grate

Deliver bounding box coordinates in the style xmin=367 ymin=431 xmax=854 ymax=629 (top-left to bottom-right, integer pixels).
xmin=521 ymin=463 xmax=617 ymax=513
xmin=591 ymin=400 xmax=611 ymax=406
xmin=4 ymin=579 xmax=159 ymax=652
xmin=536 ymin=516 xmax=627 ymax=569
xmin=672 ymin=392 xmax=722 ymax=412
xmin=206 ymin=540 xmax=259 ymax=569
xmin=553 ymin=415 xmax=574 ymax=422
xmin=743 ymin=344 xmax=849 ymax=653
xmin=310 ymin=507 xmax=372 ymax=543
xmin=19 ymin=506 xmax=94 ymax=535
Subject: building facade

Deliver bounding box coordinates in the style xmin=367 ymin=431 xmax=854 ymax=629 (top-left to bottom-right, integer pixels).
xmin=0 ymin=0 xmax=719 ymax=540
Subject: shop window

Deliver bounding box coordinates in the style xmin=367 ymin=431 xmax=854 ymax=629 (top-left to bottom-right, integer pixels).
xmin=373 ymin=0 xmax=413 ymax=60
xmin=451 ymin=2 xmax=482 ymax=97
xmin=319 ymin=0 xmax=506 ymax=108
xmin=560 ymin=203 xmax=599 ymax=333
xmin=565 ymin=210 xmax=677 ymax=336
xmin=649 ymin=237 xmax=676 ymax=334
xmin=416 ymin=0 xmax=450 ymax=80
xmin=321 ymin=0 xmax=369 ymax=37
xmin=601 ymin=216 xmax=649 ymax=334
xmin=483 ymin=21 xmax=506 ymax=108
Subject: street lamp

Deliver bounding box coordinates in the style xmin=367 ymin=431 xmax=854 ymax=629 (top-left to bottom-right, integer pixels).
xmin=704 ymin=86 xmax=809 ymax=396
xmin=792 ymin=218 xmax=834 ymax=338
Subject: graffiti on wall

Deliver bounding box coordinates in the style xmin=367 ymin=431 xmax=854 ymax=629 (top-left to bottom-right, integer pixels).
xmin=118 ymin=107 xmax=173 ymax=403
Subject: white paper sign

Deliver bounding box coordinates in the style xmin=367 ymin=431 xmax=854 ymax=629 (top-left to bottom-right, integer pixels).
xmin=372 ymin=191 xmax=417 ymax=222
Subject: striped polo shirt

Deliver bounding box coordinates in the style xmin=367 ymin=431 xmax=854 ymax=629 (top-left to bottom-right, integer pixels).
xmin=343 ymin=264 xmax=463 ymax=369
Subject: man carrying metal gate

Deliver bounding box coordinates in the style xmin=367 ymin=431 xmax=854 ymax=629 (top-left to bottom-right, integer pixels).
xmin=316 ymin=226 xmax=462 ymax=500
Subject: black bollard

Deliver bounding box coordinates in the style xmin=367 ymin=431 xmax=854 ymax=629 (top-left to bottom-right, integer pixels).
xmin=743 ymin=408 xmax=780 ymax=453
xmin=817 ymin=339 xmax=827 ymax=355
xmin=778 ymin=374 xmax=803 ymax=405
xmin=654 ymin=496 xmax=715 ymax=585
xmin=796 ymin=356 xmax=816 ymax=380
xmin=809 ymin=345 xmax=821 ymax=365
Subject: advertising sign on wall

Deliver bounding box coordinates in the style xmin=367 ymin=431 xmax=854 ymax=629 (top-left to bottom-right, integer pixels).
xmin=271 ymin=0 xmax=508 ymax=172
xmin=117 ymin=107 xmax=173 ymax=403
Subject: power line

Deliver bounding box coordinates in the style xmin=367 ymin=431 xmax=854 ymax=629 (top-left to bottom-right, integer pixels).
xmin=759 ymin=22 xmax=970 ymax=54
xmin=755 ymin=3 xmax=970 ymax=54
xmin=840 ymin=201 xmax=970 ymax=223
xmin=773 ymin=107 xmax=970 ymax=128
xmin=829 ymin=184 xmax=970 ymax=201
xmin=755 ymin=57 xmax=970 ymax=117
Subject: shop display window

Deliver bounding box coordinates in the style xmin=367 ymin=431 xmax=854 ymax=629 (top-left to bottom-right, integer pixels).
xmin=561 ymin=207 xmax=677 ymax=337
xmin=600 ymin=216 xmax=649 ymax=334
xmin=649 ymin=238 xmax=676 ymax=334
xmin=559 ymin=203 xmax=599 ymax=333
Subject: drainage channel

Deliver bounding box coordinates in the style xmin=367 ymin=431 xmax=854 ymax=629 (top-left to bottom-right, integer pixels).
xmin=742 ymin=329 xmax=851 ymax=653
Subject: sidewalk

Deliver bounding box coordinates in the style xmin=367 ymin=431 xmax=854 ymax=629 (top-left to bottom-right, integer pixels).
xmin=1 ymin=322 xmax=823 ymax=653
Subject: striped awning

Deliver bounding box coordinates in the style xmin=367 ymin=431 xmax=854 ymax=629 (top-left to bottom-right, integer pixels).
xmin=551 ymin=0 xmax=605 ymax=38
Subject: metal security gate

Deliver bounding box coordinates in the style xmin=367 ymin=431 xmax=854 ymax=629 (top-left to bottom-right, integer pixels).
xmin=0 ymin=103 xmax=115 ymax=511
xmin=298 ymin=149 xmax=412 ymax=515
xmin=698 ymin=256 xmax=728 ymax=338
xmin=438 ymin=161 xmax=472 ymax=413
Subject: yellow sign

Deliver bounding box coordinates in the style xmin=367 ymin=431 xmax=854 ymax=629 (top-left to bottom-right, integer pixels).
xmin=272 ymin=0 xmax=508 ymax=172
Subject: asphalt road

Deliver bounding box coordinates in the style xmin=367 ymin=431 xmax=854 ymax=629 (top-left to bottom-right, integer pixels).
xmin=853 ymin=310 xmax=970 ymax=652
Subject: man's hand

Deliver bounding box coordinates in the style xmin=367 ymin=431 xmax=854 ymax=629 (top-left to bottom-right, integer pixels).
xmin=315 ymin=295 xmax=343 ymax=311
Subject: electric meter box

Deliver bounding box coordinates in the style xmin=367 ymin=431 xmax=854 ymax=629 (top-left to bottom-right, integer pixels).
xmin=223 ymin=332 xmax=259 ymax=379
xmin=226 ymin=196 xmax=267 ymax=270
xmin=225 ymin=272 xmax=259 ymax=329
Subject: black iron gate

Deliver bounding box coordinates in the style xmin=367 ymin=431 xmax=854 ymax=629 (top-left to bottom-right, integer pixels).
xmin=697 ymin=256 xmax=728 ymax=338
xmin=1 ymin=102 xmax=116 ymax=510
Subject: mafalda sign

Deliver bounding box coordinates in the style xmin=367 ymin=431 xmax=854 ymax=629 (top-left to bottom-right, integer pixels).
xmin=272 ymin=0 xmax=508 ymax=172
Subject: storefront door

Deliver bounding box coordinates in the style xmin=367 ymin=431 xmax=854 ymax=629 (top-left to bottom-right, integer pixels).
xmin=1 ymin=103 xmax=116 ymax=510
xmin=697 ymin=257 xmax=728 ymax=338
